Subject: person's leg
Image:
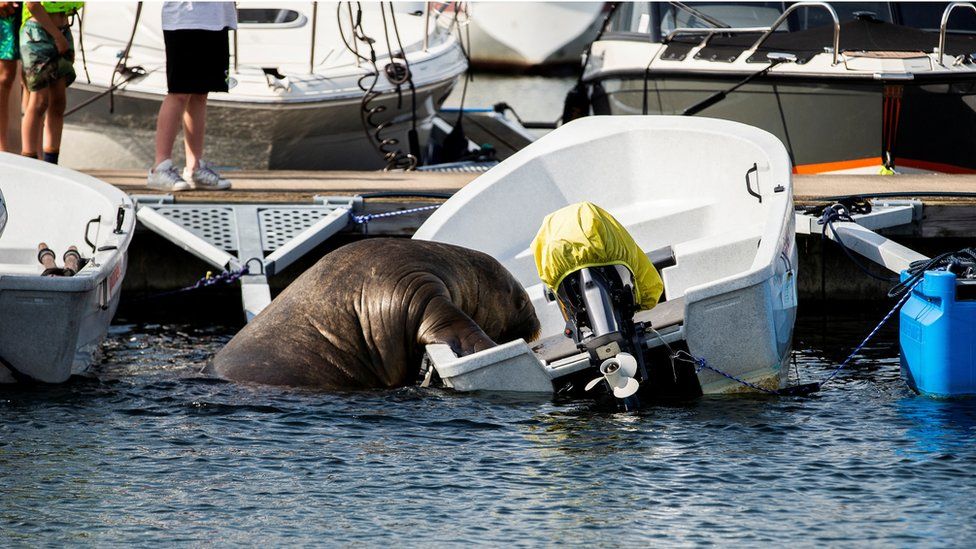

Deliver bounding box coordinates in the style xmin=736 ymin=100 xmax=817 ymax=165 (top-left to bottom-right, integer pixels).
xmin=0 ymin=59 xmax=15 ymax=152
xmin=154 ymin=92 xmax=190 ymax=166
xmin=20 ymin=86 xmax=48 ymax=158
xmin=41 ymin=76 xmax=65 ymax=163
xmin=182 ymin=93 xmax=207 ymax=171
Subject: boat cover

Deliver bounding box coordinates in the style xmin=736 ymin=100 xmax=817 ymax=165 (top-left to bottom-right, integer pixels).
xmin=531 ymin=201 xmax=664 ymax=311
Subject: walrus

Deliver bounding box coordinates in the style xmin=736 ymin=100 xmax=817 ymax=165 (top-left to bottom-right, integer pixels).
xmin=211 ymin=238 xmax=541 ymax=389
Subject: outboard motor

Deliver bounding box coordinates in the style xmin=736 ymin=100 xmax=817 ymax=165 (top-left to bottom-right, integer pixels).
xmin=533 ymin=201 xmax=665 ymax=408
xmin=554 ymin=264 xmax=649 ymax=405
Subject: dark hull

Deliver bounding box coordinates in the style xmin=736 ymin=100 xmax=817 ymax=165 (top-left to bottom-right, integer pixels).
xmin=590 ymin=73 xmax=976 ymax=174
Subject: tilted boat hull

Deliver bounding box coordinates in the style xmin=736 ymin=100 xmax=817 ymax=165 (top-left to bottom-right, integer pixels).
xmin=415 ymin=116 xmax=797 ymax=395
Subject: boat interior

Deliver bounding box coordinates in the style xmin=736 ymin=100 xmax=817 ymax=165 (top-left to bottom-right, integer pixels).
xmin=415 ymin=116 xmax=792 ymax=343
xmin=0 ymin=155 xmax=132 ymax=280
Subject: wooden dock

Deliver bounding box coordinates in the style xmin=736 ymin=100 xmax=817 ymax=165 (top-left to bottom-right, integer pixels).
xmin=100 ymin=169 xmax=976 ymax=317
xmin=91 ymin=169 xmax=976 ymax=203
xmin=94 ymin=169 xmax=976 ymax=238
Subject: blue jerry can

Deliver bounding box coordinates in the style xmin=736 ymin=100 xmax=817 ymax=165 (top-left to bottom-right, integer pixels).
xmin=900 ymin=270 xmax=976 ymax=397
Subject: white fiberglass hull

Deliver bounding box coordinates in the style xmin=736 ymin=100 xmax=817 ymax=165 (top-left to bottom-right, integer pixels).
xmin=64 ymin=78 xmax=457 ymax=170
xmin=0 ymin=153 xmax=135 ymax=384
xmin=416 ymin=116 xmax=797 ymax=395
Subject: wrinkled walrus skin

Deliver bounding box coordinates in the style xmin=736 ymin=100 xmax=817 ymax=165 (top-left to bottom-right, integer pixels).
xmin=211 ymin=238 xmax=541 ymax=389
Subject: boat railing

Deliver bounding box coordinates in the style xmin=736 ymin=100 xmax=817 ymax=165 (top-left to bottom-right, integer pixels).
xmin=938 ymin=2 xmax=976 ymax=65
xmin=663 ymin=1 xmax=841 ymax=66
xmin=424 ymin=2 xmax=466 ymax=52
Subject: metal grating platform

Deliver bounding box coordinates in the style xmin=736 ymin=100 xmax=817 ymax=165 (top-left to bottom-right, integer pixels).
xmin=158 ymin=207 xmax=239 ymax=251
xmin=258 ymin=207 xmax=335 ymax=251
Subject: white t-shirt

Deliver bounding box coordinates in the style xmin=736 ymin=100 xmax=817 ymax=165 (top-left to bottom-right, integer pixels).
xmin=162 ymin=1 xmax=238 ymax=32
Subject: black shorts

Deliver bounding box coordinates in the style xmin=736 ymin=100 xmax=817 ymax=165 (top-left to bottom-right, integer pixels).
xmin=163 ymin=28 xmax=230 ymax=94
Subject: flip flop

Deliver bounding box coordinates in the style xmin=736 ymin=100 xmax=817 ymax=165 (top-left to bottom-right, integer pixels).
xmin=63 ymin=246 xmax=82 ymax=277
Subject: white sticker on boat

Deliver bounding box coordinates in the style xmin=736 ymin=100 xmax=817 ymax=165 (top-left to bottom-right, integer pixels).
xmin=782 ymin=271 xmax=797 ymax=309
xmin=638 ymin=14 xmax=650 ymax=34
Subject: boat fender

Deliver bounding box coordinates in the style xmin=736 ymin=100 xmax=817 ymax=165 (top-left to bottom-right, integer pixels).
xmin=561 ymin=81 xmax=590 ymax=124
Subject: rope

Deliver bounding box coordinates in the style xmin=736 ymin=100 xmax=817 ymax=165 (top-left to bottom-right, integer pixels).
xmin=676 ymin=275 xmax=920 ymax=394
xmin=133 ymin=259 xmax=261 ymax=302
xmin=888 ymin=247 xmax=976 ymax=298
xmin=817 ymin=203 xmax=898 ymax=283
xmin=674 ymin=350 xmax=780 ymax=395
xmin=337 ymin=2 xmax=418 ymax=171
xmin=818 ymin=278 xmax=921 ymax=387
xmin=352 ymin=204 xmax=439 ymax=225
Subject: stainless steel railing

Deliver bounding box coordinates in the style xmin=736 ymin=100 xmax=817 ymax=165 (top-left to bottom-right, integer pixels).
xmin=938 ymin=2 xmax=976 ymax=65
xmin=664 ymin=1 xmax=841 ymax=66
xmin=750 ymin=2 xmax=840 ymax=65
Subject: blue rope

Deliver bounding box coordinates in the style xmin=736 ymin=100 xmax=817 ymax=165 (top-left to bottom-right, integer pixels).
xmin=818 ymin=277 xmax=921 ymax=387
xmin=352 ymin=204 xmax=440 ymax=225
xmin=134 ymin=262 xmax=256 ymax=302
xmin=675 ymin=350 xmax=780 ymax=395
xmin=673 ymin=277 xmax=921 ymax=394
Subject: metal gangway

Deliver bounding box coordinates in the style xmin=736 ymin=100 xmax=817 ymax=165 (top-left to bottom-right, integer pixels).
xmin=134 ymin=194 xmax=357 ymax=321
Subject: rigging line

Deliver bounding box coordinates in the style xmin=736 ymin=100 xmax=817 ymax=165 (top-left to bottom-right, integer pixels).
xmin=75 ymin=9 xmax=91 ymax=84
xmin=109 ymin=1 xmax=143 ymax=114
xmin=388 ymin=3 xmax=418 ymax=133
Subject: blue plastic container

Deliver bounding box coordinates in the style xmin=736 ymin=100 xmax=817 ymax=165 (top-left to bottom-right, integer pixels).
xmin=900 ymin=270 xmax=976 ymax=397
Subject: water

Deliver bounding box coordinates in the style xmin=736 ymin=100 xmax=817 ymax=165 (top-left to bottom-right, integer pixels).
xmin=444 ymin=73 xmax=577 ymax=131
xmin=4 ymin=311 xmax=976 ymax=545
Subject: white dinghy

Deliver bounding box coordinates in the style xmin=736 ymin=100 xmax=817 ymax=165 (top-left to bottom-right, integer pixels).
xmin=415 ymin=116 xmax=797 ymax=397
xmin=0 ymin=154 xmax=135 ymax=383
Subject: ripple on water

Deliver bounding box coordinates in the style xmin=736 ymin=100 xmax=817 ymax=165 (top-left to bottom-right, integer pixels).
xmin=2 ymin=314 xmax=976 ymax=545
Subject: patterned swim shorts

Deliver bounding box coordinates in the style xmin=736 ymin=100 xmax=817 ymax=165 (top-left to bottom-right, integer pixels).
xmin=20 ymin=20 xmax=75 ymax=91
xmin=0 ymin=16 xmax=18 ymax=61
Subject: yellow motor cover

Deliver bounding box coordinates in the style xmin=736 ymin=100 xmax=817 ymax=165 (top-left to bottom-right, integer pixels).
xmin=531 ymin=202 xmax=664 ymax=311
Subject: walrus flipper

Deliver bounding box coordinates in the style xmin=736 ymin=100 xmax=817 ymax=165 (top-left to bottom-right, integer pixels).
xmin=418 ymin=296 xmax=496 ymax=356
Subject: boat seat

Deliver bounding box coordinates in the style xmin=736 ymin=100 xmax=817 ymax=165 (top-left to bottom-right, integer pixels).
xmin=531 ymin=296 xmax=686 ymax=363
xmin=634 ymin=296 xmax=685 ymax=329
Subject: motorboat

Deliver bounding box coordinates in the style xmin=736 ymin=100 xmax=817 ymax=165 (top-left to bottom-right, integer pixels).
xmin=0 ymin=153 xmax=135 ymax=383
xmin=466 ymin=1 xmax=606 ymax=70
xmin=578 ymin=2 xmax=976 ymax=174
xmin=414 ymin=116 xmax=797 ymax=398
xmin=63 ymin=2 xmax=468 ymax=170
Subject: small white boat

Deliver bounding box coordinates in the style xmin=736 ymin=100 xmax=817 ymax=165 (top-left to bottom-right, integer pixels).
xmin=64 ymin=2 xmax=467 ymax=170
xmin=467 ymin=1 xmax=606 ymax=69
xmin=415 ymin=116 xmax=798 ymax=395
xmin=0 ymin=153 xmax=135 ymax=383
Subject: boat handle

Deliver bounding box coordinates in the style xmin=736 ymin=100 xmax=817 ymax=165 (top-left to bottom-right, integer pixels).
xmin=114 ymin=206 xmax=125 ymax=234
xmin=745 ymin=163 xmax=762 ymax=203
xmin=85 ymin=215 xmax=102 ymax=254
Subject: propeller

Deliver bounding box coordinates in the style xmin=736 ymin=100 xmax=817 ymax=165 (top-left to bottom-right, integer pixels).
xmin=585 ymin=352 xmax=640 ymax=398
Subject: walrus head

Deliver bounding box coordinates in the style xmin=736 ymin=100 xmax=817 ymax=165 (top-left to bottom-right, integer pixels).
xmin=464 ymin=258 xmax=542 ymax=346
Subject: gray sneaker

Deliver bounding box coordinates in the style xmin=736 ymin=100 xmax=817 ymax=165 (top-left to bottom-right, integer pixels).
xmin=184 ymin=160 xmax=231 ymax=191
xmin=147 ymin=159 xmax=191 ymax=191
